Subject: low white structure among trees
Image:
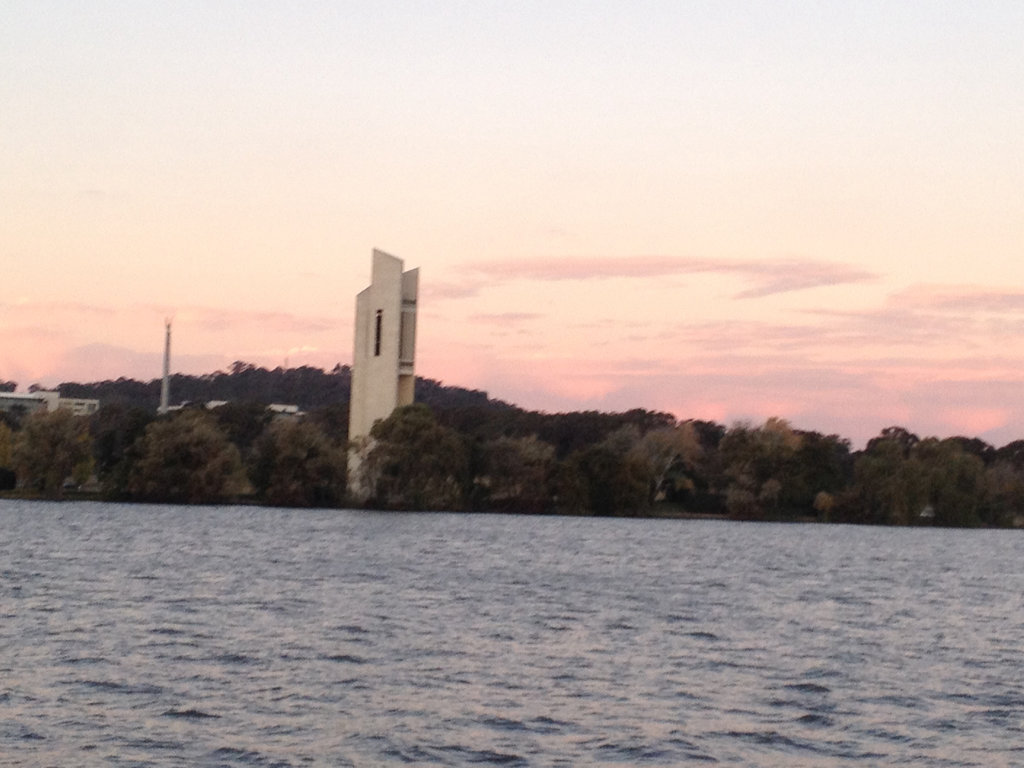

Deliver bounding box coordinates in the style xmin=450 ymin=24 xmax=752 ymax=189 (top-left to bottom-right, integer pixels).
xmin=0 ymin=390 xmax=99 ymax=417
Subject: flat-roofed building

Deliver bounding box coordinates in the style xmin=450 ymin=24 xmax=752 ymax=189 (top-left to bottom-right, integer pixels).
xmin=0 ymin=391 xmax=98 ymax=417
xmin=0 ymin=392 xmax=52 ymax=415
xmin=58 ymin=397 xmax=100 ymax=416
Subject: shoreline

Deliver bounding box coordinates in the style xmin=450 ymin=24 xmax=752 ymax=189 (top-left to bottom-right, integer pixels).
xmin=3 ymin=492 xmax=1020 ymax=528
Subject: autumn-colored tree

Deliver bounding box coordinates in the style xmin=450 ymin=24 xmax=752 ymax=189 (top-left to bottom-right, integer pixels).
xmin=12 ymin=409 xmax=93 ymax=498
xmin=718 ymin=418 xmax=802 ymax=519
xmin=631 ymin=422 xmax=702 ymax=504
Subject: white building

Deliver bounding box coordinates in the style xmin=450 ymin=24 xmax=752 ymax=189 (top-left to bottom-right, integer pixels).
xmin=348 ymin=249 xmax=418 ymax=497
xmin=0 ymin=391 xmax=99 ymax=417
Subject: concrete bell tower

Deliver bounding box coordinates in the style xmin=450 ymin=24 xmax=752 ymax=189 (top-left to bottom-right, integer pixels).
xmin=348 ymin=249 xmax=418 ymax=497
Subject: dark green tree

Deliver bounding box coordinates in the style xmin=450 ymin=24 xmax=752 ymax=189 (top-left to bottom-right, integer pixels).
xmin=914 ymin=438 xmax=984 ymax=527
xmin=995 ymin=439 xmax=1024 ymax=468
xmin=0 ymin=421 xmax=14 ymax=491
xmin=981 ymin=460 xmax=1024 ymax=527
xmin=473 ymin=434 xmax=555 ymax=513
xmin=306 ymin=402 xmax=350 ymax=445
xmin=0 ymin=421 xmax=11 ymax=469
xmin=250 ymin=419 xmax=346 ymax=507
xmin=210 ymin=401 xmax=273 ymax=460
xmin=866 ymin=426 xmax=919 ymax=456
xmin=362 ymin=404 xmax=469 ymax=510
xmin=851 ymin=435 xmax=926 ymax=525
xmin=557 ymin=426 xmax=652 ymax=516
xmin=792 ymin=431 xmax=853 ymax=518
xmin=90 ymin=403 xmax=154 ymax=497
xmin=127 ymin=410 xmax=248 ymax=503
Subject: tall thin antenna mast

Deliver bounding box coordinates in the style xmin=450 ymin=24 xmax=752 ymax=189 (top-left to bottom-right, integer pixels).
xmin=159 ymin=319 xmax=171 ymax=414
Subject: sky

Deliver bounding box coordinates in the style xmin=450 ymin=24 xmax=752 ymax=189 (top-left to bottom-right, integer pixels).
xmin=2 ymin=1 xmax=1022 ymax=447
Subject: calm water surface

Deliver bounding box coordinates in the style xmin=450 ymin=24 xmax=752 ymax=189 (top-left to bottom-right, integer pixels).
xmin=2 ymin=500 xmax=1023 ymax=766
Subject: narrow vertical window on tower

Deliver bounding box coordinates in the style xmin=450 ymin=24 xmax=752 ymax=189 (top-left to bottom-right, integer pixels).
xmin=374 ymin=310 xmax=382 ymax=356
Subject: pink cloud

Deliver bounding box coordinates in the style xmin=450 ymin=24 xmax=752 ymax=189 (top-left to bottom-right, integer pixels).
xmin=888 ymin=284 xmax=1024 ymax=313
xmin=450 ymin=255 xmax=877 ymax=299
xmin=939 ymin=407 xmax=1012 ymax=437
xmin=467 ymin=312 xmax=543 ymax=324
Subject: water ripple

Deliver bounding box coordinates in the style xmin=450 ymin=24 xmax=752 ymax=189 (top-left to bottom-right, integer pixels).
xmin=2 ymin=500 xmax=1024 ymax=766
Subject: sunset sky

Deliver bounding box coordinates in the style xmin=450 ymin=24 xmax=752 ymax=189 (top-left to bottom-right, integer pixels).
xmin=3 ymin=2 xmax=1022 ymax=446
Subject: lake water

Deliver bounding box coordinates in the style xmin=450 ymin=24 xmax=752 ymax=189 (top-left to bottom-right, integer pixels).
xmin=2 ymin=500 xmax=1023 ymax=766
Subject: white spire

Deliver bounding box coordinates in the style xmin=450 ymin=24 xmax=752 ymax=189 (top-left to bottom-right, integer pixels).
xmin=159 ymin=319 xmax=171 ymax=414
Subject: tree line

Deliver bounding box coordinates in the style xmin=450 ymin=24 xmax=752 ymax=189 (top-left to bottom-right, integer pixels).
xmin=2 ymin=365 xmax=1023 ymax=526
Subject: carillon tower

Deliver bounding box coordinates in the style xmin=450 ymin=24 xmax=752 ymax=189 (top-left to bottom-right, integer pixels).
xmin=348 ymin=249 xmax=419 ymax=498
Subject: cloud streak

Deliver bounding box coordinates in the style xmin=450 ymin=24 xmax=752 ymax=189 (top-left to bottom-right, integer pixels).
xmin=887 ymin=284 xmax=1024 ymax=314
xmin=440 ymin=255 xmax=877 ymax=300
xmin=167 ymin=306 xmax=339 ymax=335
xmin=467 ymin=312 xmax=543 ymax=325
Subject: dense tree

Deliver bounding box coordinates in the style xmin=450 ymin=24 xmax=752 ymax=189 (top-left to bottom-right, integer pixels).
xmin=0 ymin=406 xmax=28 ymax=431
xmin=851 ymin=435 xmax=926 ymax=525
xmin=250 ymin=419 xmax=346 ymax=507
xmin=792 ymin=431 xmax=853 ymax=517
xmin=718 ymin=418 xmax=803 ymax=519
xmin=947 ymin=436 xmax=996 ymax=466
xmin=127 ymin=410 xmax=247 ymax=503
xmin=981 ymin=461 xmax=1024 ymax=527
xmin=536 ymin=410 xmax=675 ymax=460
xmin=914 ymin=438 xmax=985 ymax=527
xmin=994 ymin=440 xmax=1024 ymax=469
xmin=665 ymin=419 xmax=726 ymax=512
xmin=210 ymin=401 xmax=273 ymax=459
xmin=866 ymin=426 xmax=919 ymax=457
xmin=12 ymin=409 xmax=93 ymax=498
xmin=90 ymin=404 xmax=154 ymax=497
xmin=632 ymin=423 xmax=702 ymax=504
xmin=0 ymin=422 xmax=14 ymax=491
xmin=851 ymin=433 xmax=985 ymax=526
xmin=557 ymin=426 xmax=653 ymax=516
xmin=362 ymin=404 xmax=469 ymax=510
xmin=473 ymin=435 xmax=556 ymax=513
xmin=306 ymin=402 xmax=350 ymax=445
xmin=0 ymin=421 xmax=11 ymax=468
